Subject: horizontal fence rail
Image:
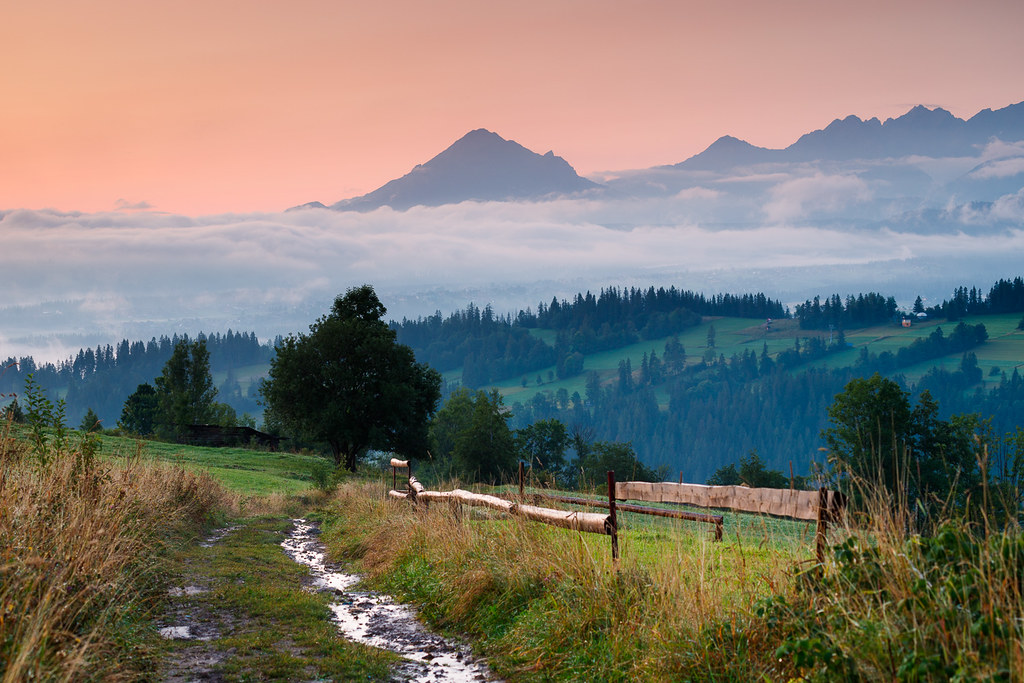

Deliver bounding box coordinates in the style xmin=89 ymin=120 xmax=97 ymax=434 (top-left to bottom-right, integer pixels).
xmin=616 ymin=481 xmax=824 ymax=521
xmin=496 ymin=491 xmax=725 ymax=541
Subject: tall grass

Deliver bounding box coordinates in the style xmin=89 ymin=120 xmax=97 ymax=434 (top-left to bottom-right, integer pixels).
xmin=323 ymin=476 xmax=1024 ymax=681
xmin=0 ymin=416 xmax=230 ymax=681
xmin=760 ymin=469 xmax=1024 ymax=681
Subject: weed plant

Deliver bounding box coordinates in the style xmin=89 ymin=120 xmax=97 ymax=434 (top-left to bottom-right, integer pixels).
xmin=0 ymin=402 xmax=229 ymax=680
xmin=761 ymin=472 xmax=1024 ymax=682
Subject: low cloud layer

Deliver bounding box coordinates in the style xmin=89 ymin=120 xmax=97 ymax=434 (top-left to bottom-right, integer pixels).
xmin=2 ymin=185 xmax=1023 ymax=362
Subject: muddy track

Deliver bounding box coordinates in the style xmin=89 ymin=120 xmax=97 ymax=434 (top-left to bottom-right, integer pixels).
xmin=155 ymin=518 xmax=496 ymax=682
xmin=157 ymin=525 xmax=241 ymax=682
xmin=282 ymin=518 xmax=494 ymax=682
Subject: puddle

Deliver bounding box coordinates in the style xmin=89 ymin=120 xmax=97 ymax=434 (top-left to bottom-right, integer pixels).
xmin=282 ymin=518 xmax=496 ymax=682
xmin=199 ymin=525 xmax=240 ymax=548
xmin=158 ymin=625 xmax=215 ymax=641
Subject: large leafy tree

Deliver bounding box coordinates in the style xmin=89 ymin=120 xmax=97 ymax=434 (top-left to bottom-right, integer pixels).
xmin=452 ymin=390 xmax=517 ymax=483
xmin=261 ymin=285 xmax=441 ymax=470
xmin=516 ymin=418 xmax=568 ymax=473
xmin=822 ymin=373 xmax=915 ymax=495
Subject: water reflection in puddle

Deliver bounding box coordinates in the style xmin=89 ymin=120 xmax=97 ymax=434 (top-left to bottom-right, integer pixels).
xmin=282 ymin=518 xmax=495 ymax=682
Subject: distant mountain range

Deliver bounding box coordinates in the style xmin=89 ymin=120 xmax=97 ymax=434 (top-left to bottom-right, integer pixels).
xmin=296 ymin=102 xmax=1024 ymax=218
xmin=675 ymin=102 xmax=1024 ymax=171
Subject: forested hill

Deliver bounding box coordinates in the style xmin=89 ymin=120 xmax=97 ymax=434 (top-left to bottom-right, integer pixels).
xmin=0 ymin=331 xmax=275 ymax=427
xmin=391 ymin=285 xmax=787 ymax=388
xmin=396 ymin=277 xmax=1024 ymax=483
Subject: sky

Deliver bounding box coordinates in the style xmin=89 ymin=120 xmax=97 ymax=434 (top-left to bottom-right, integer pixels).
xmin=4 ymin=0 xmax=1024 ymax=215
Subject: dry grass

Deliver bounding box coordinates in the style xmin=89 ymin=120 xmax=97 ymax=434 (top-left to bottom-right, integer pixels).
xmin=0 ymin=417 xmax=231 ymax=681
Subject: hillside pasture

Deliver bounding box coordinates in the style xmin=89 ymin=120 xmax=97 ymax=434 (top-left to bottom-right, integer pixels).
xmin=94 ymin=432 xmax=321 ymax=495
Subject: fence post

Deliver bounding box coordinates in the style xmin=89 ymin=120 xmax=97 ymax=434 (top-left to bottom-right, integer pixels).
xmin=607 ymin=470 xmax=619 ymax=562
xmin=816 ymin=486 xmax=828 ymax=564
xmin=519 ymin=461 xmax=525 ymax=498
xmin=392 ymin=462 xmax=396 ymax=492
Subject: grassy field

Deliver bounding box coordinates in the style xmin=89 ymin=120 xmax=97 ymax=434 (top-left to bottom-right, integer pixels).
xmin=90 ymin=430 xmax=322 ymax=495
xmin=6 ymin=412 xmax=1021 ymax=681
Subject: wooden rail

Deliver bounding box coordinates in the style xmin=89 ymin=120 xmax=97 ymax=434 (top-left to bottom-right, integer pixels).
xmin=614 ymin=480 xmax=845 ymax=561
xmin=496 ymin=491 xmax=725 ymax=541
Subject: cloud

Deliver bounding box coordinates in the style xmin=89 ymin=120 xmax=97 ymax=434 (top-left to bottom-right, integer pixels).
xmin=674 ymin=186 xmax=722 ymax=200
xmin=990 ymin=189 xmax=1024 ymax=222
xmin=115 ymin=198 xmax=154 ymax=211
xmin=968 ymin=156 xmax=1024 ymax=180
xmin=2 ymin=196 xmax=1023 ymax=362
xmin=762 ymin=173 xmax=872 ymax=223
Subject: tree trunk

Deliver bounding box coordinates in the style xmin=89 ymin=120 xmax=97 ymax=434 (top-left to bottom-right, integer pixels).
xmin=328 ymin=440 xmax=343 ymax=467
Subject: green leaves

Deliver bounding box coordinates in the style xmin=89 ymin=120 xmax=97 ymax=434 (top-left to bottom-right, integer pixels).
xmin=260 ymin=285 xmax=441 ymax=470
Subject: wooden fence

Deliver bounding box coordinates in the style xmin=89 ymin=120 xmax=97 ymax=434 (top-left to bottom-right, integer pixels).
xmin=387 ymin=458 xmax=844 ymax=562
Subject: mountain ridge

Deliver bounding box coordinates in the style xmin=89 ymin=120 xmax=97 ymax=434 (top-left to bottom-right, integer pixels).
xmin=294 ymin=101 xmax=1024 ymax=212
xmin=324 ymin=128 xmax=601 ymax=212
xmin=676 ymin=101 xmax=1024 ymax=170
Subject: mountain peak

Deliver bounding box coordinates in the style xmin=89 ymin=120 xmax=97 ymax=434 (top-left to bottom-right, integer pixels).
xmin=672 ymin=135 xmax=773 ymax=171
xmin=326 ymin=129 xmax=600 ymax=211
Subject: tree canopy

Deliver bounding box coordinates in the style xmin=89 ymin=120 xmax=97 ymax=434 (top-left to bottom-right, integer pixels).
xmin=154 ymin=339 xmax=218 ymax=438
xmin=822 ymin=373 xmax=984 ymax=520
xmin=260 ymin=285 xmax=441 ymax=470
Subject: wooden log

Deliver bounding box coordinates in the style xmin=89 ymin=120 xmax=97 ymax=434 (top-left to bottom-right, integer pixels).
xmin=388 ymin=490 xmax=409 ymax=499
xmin=408 ymin=475 xmax=426 ymax=496
xmin=419 ymin=489 xmax=515 ymax=514
xmin=411 ymin=488 xmax=611 ymax=535
xmin=390 ymin=458 xmax=410 ymax=468
xmin=517 ymin=503 xmax=612 ymax=535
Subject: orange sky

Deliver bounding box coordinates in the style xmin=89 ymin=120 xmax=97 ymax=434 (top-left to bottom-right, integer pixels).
xmin=3 ymin=0 xmax=1023 ymax=215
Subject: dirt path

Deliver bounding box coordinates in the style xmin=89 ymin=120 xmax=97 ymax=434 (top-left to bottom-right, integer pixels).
xmin=155 ymin=516 xmax=396 ymax=681
xmin=155 ymin=516 xmax=496 ymax=682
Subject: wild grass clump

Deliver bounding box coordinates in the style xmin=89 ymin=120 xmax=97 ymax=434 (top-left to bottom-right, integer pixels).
xmin=762 ymin=507 xmax=1024 ymax=681
xmin=322 ymin=479 xmax=803 ymax=681
xmin=0 ymin=414 xmax=230 ymax=681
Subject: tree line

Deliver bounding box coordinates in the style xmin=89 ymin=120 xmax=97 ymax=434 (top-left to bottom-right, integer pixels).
xmin=1 ymin=331 xmax=274 ymax=428
xmin=393 ymin=285 xmax=786 ymax=389
xmin=925 ymin=277 xmax=1024 ymax=320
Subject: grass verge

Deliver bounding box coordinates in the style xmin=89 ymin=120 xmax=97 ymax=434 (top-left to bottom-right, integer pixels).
xmin=0 ymin=417 xmax=228 ymax=681
xmin=321 ymin=479 xmax=805 ymax=681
